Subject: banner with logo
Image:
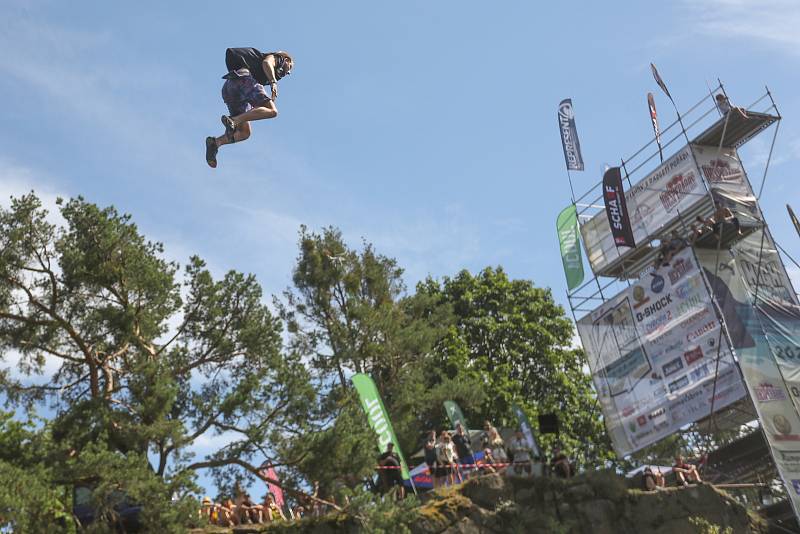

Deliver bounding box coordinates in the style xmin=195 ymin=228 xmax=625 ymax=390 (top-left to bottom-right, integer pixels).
xmin=647 ymin=93 xmax=663 ymax=163
xmin=558 ymin=99 xmax=584 ymax=171
xmin=443 ymin=400 xmax=468 ymax=431
xmin=576 ymin=247 xmax=746 ymax=455
xmin=603 ymin=167 xmax=636 ymax=248
xmin=696 ymin=234 xmax=800 ymax=519
xmin=258 ymin=464 xmax=285 ymax=508
xmin=581 ymin=145 xmax=706 ymax=274
xmin=352 ymin=373 xmax=410 ymax=479
xmin=557 ymin=205 xmax=585 ymax=291
xmin=512 ymin=403 xmax=542 ymax=459
xmin=692 ymin=145 xmax=761 ymax=226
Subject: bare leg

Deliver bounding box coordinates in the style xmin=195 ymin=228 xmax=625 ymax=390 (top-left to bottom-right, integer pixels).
xmin=216 ymin=121 xmax=251 ymax=147
xmin=233 ymin=101 xmax=278 ymax=125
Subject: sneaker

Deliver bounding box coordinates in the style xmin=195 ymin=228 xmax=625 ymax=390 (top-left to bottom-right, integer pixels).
xmin=205 ymin=137 xmax=218 ymax=168
xmin=221 ymin=115 xmax=236 ymax=142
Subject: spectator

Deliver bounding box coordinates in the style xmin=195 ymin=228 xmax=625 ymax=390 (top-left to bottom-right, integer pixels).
xmin=436 ymin=431 xmax=459 ymax=486
xmin=481 ymin=421 xmax=507 ymax=463
xmin=293 ymin=505 xmax=305 ymax=519
xmin=715 ymin=92 xmax=747 ymax=118
xmin=377 ymin=443 xmax=406 ymax=499
xmin=199 ymin=496 xmax=219 ymax=524
xmin=673 ymin=455 xmax=702 ymax=486
xmin=424 ymin=430 xmax=439 ymax=488
xmin=550 ymin=446 xmax=572 ymax=478
xmin=218 ymin=498 xmax=237 ymax=526
xmin=452 ymin=424 xmax=475 ymax=481
xmin=642 ymin=467 xmax=665 ymax=491
xmin=507 ymin=430 xmax=532 ymax=477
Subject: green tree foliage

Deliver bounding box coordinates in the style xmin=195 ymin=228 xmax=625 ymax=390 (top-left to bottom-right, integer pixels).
xmin=0 ymin=194 xmax=315 ymax=529
xmin=417 ymin=267 xmax=614 ymax=467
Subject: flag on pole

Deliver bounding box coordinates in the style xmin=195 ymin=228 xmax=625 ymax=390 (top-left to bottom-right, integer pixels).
xmin=352 ymin=373 xmax=411 ymax=479
xmin=788 ymin=204 xmax=800 ymax=240
xmin=558 ymin=99 xmax=585 ymax=171
xmin=511 ymin=403 xmax=542 ymax=459
xmin=258 ymin=463 xmax=285 ymax=508
xmin=443 ymin=400 xmax=468 ymax=430
xmin=603 ymin=167 xmax=635 ymax=248
xmin=557 ymin=205 xmax=584 ymax=291
xmin=650 ymin=63 xmax=674 ymax=103
xmin=647 ymin=92 xmax=664 ymax=163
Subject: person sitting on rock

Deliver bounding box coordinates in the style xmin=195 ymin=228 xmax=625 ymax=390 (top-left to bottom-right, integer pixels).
xmin=673 ymin=455 xmax=702 ymax=486
xmin=550 ymin=446 xmax=572 ymax=478
xmin=642 ymin=467 xmax=666 ymax=491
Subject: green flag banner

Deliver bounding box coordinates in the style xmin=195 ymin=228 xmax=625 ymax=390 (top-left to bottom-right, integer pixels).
xmin=443 ymin=400 xmax=468 ymax=431
xmin=512 ymin=403 xmax=542 ymax=459
xmin=352 ymin=373 xmax=410 ymax=479
xmin=557 ymin=205 xmax=584 ymax=291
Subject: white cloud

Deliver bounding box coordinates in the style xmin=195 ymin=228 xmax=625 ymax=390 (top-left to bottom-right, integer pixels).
xmin=686 ymin=0 xmax=800 ymax=54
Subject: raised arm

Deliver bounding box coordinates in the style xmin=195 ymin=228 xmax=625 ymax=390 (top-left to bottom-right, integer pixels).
xmin=261 ymin=55 xmax=279 ymax=99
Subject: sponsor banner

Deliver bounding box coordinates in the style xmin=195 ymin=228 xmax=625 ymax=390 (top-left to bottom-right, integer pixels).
xmin=696 ymin=240 xmax=800 ymax=517
xmin=691 ymin=145 xmax=760 ymax=226
xmin=512 ymin=403 xmax=542 ymax=459
xmin=557 ymin=205 xmax=585 ymax=291
xmin=558 ymin=99 xmax=584 ymax=171
xmin=648 ymin=93 xmax=663 ymax=163
xmin=581 ymin=145 xmax=706 ymax=274
xmin=352 ymin=373 xmax=411 ymax=479
xmin=258 ymin=464 xmax=285 ymax=508
xmin=443 ymin=400 xmax=468 ymax=431
xmin=603 ymin=167 xmax=636 ymax=248
xmin=576 ymin=247 xmax=746 ymax=455
xmin=650 ymin=63 xmax=674 ymax=102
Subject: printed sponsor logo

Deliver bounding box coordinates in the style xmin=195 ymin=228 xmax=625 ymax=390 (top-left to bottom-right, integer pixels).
xmin=659 ymin=171 xmax=698 ymax=210
xmin=674 ymin=277 xmax=702 ymax=299
xmin=628 ymin=149 xmax=690 ymax=201
xmin=675 ymin=294 xmax=704 ymax=318
xmin=686 ymin=321 xmax=717 ymax=343
xmin=558 ymin=101 xmax=581 ymax=169
xmin=662 ymin=357 xmax=684 ymax=377
xmin=635 ymin=295 xmax=673 ymax=322
xmin=755 ymin=382 xmax=787 ymax=402
xmin=643 ymin=311 xmax=672 ymax=336
xmin=684 ymin=346 xmax=704 ymax=365
xmin=668 ymin=258 xmax=692 ymax=284
xmin=628 ymin=421 xmax=637 ymax=433
xmin=653 ymin=385 xmax=667 ymax=399
xmin=648 ymin=408 xmax=666 ymax=420
xmin=631 ymin=202 xmax=655 ymax=226
xmin=772 ymin=414 xmax=800 ymax=441
xmin=634 ymin=429 xmax=654 ymax=441
xmin=668 ymin=375 xmax=690 ymax=393
xmin=689 ymin=363 xmax=710 ymax=381
xmin=679 ymin=308 xmax=710 ymax=330
xmin=621 ymin=405 xmax=636 ymax=417
xmin=632 ymin=286 xmax=650 ymax=309
xmin=701 ymin=159 xmax=743 ymax=183
xmin=651 ymin=274 xmax=665 ymax=294
xmin=637 ymin=415 xmax=647 ymax=427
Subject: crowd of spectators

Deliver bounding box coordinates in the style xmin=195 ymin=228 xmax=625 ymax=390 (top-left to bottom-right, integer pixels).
xmin=198 ymin=481 xmax=339 ymax=527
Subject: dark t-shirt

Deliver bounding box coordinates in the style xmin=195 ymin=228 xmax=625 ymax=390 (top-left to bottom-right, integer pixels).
xmin=424 ymin=443 xmax=437 ymax=465
xmin=452 ymin=433 xmax=473 ymax=459
xmin=378 ymin=451 xmax=400 ymax=466
xmin=225 ymin=47 xmax=289 ymax=85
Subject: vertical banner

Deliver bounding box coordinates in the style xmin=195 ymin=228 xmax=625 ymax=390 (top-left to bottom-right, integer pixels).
xmin=512 ymin=404 xmax=542 ymax=459
xmin=352 ymin=373 xmax=410 ymax=479
xmin=558 ymin=99 xmax=585 ymax=171
xmin=443 ymin=400 xmax=468 ymax=431
xmin=696 ymin=239 xmax=800 ymax=521
xmin=647 ymin=92 xmax=663 ymax=163
xmin=788 ymin=205 xmax=800 ymax=240
xmin=602 ymin=167 xmax=635 ymax=248
xmin=258 ymin=464 xmax=285 ymax=509
xmin=557 ymin=205 xmax=585 ymax=291
xmin=650 ymin=63 xmax=674 ymax=103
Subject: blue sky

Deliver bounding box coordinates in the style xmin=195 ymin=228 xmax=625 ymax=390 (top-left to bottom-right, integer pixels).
xmin=3 ymin=0 xmax=800 ymax=496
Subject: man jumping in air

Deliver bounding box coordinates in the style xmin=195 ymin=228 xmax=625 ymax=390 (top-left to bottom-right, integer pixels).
xmin=206 ymin=47 xmax=294 ymax=168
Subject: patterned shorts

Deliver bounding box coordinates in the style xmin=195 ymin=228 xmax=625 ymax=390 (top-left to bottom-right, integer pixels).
xmin=221 ymin=74 xmax=270 ymax=117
